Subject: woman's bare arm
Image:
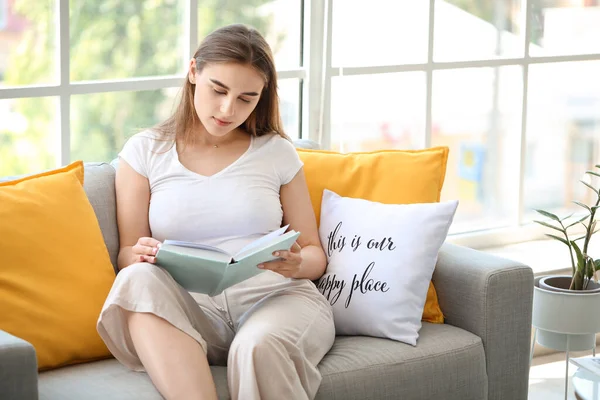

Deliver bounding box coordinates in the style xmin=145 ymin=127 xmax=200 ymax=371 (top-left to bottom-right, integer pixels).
xmin=280 ymin=169 xmax=327 ymax=280
xmin=115 ymin=159 xmax=159 ymax=270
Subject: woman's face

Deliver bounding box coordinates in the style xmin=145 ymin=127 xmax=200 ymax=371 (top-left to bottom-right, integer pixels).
xmin=189 ymin=61 xmax=265 ymax=138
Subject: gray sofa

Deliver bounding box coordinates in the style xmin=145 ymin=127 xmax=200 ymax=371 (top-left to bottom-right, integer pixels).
xmin=0 ymin=161 xmax=534 ymax=400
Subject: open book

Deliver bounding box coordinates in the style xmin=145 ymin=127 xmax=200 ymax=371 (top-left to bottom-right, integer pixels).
xmin=155 ymin=225 xmax=300 ymax=296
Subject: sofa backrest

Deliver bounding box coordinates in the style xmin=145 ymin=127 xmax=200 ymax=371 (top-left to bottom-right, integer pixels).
xmin=83 ymin=162 xmax=120 ymax=274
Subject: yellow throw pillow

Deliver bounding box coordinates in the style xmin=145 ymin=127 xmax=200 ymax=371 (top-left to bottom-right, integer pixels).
xmin=297 ymin=147 xmax=449 ymax=324
xmin=0 ymin=161 xmax=116 ymax=370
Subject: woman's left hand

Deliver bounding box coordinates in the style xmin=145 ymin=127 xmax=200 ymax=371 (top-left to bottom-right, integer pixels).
xmin=258 ymin=242 xmax=303 ymax=278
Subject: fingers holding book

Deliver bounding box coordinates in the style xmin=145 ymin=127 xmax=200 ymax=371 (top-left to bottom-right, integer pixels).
xmin=132 ymin=237 xmax=163 ymax=264
xmin=258 ymin=242 xmax=302 ymax=278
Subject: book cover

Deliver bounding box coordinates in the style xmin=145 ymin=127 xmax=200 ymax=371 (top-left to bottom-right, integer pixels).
xmin=155 ymin=226 xmax=300 ymax=296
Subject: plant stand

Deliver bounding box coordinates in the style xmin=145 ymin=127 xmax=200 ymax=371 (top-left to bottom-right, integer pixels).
xmin=530 ymin=329 xmax=597 ymax=400
xmin=531 ymin=277 xmax=600 ymax=400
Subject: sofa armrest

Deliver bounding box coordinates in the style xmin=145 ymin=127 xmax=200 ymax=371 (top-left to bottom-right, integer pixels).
xmin=432 ymin=243 xmax=534 ymax=400
xmin=0 ymin=330 xmax=38 ymax=400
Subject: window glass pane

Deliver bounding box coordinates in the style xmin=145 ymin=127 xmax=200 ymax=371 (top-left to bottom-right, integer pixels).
xmin=71 ymin=80 xmax=299 ymax=163
xmin=332 ymin=1 xmax=429 ymax=67
xmin=523 ymin=61 xmax=600 ymax=221
xmin=431 ymin=66 xmax=523 ymax=233
xmin=530 ymin=0 xmax=600 ymax=57
xmin=0 ymin=0 xmax=57 ymax=86
xmin=197 ymin=1 xmax=301 ymax=70
xmin=330 ymin=73 xmax=426 ymax=152
xmin=278 ymin=78 xmax=300 ymax=140
xmin=69 ymin=1 xmax=185 ymax=81
xmin=0 ymin=96 xmax=58 ymax=176
xmin=70 ymin=88 xmax=179 ymax=163
xmin=0 ymin=2 xmax=5 ymax=28
xmin=435 ymin=0 xmax=524 ymax=61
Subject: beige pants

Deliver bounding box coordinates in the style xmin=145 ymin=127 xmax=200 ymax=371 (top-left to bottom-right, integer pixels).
xmin=96 ymin=262 xmax=336 ymax=400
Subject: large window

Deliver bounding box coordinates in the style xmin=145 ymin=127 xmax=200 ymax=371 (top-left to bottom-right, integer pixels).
xmin=1 ymin=0 xmax=600 ymax=247
xmin=0 ymin=0 xmax=304 ymax=177
xmin=323 ymin=0 xmax=600 ymax=238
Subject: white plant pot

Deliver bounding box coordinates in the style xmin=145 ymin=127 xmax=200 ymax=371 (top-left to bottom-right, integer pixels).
xmin=533 ymin=276 xmax=600 ymax=352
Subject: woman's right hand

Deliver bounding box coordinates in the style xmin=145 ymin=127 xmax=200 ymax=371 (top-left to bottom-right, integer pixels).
xmin=132 ymin=237 xmax=162 ymax=264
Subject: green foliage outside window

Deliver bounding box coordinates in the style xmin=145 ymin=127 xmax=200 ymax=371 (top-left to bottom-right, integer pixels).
xmin=1 ymin=0 xmax=273 ymax=176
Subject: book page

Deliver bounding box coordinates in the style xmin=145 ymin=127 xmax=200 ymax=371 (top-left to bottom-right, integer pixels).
xmin=233 ymin=230 xmax=300 ymax=263
xmin=215 ymin=230 xmax=301 ymax=294
xmin=163 ymin=239 xmax=231 ymax=257
xmin=233 ymin=225 xmax=290 ymax=260
xmin=162 ymin=245 xmax=233 ymax=264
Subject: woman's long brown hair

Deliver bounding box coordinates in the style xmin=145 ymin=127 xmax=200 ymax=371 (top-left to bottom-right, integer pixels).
xmin=153 ymin=24 xmax=289 ymax=145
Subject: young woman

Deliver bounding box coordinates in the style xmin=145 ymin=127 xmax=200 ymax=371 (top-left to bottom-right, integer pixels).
xmin=97 ymin=24 xmax=335 ymax=400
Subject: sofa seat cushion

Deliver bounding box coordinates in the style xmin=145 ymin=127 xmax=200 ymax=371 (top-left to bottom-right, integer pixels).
xmin=38 ymin=359 xmax=230 ymax=400
xmin=39 ymin=323 xmax=485 ymax=400
xmin=39 ymin=359 xmax=163 ymax=400
xmin=316 ymin=322 xmax=487 ymax=400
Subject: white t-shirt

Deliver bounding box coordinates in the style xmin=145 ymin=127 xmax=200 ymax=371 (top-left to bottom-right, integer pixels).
xmin=118 ymin=131 xmax=303 ymax=255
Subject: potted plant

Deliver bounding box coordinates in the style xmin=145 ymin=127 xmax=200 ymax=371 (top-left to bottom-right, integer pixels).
xmin=531 ymin=164 xmax=600 ymax=357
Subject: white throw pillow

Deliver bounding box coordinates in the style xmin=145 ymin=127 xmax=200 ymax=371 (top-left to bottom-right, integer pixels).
xmin=316 ymin=189 xmax=458 ymax=345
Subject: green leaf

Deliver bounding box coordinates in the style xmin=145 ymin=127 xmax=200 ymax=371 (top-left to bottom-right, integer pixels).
xmin=566 ymin=215 xmax=589 ymax=229
xmin=546 ymin=234 xmax=570 ymax=246
xmin=573 ymin=201 xmax=592 ymax=212
xmin=586 ymin=171 xmax=600 ymax=178
xmin=586 ymin=258 xmax=595 ymax=279
xmin=581 ymin=180 xmax=600 ymax=195
xmin=561 ymin=213 xmax=575 ymax=222
xmin=572 ymin=241 xmax=585 ymax=272
xmin=535 ymin=209 xmax=561 ymax=222
xmin=534 ymin=220 xmax=564 ymax=233
xmin=595 ymin=259 xmax=600 ymax=272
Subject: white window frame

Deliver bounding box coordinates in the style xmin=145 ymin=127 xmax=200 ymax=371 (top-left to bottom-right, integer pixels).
xmin=0 ymin=0 xmax=6 ymax=30
xmin=0 ymin=0 xmax=307 ymax=164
